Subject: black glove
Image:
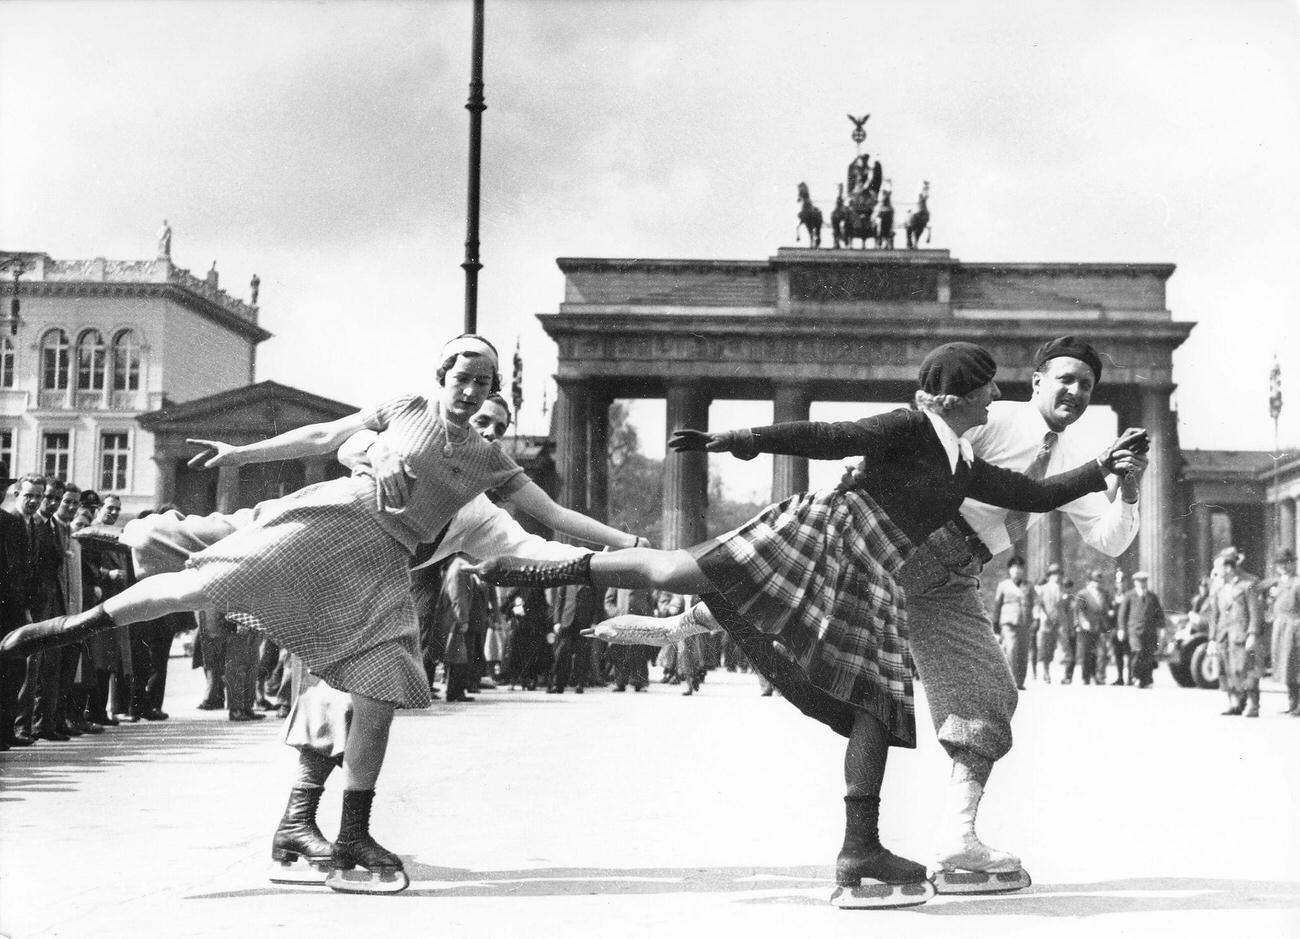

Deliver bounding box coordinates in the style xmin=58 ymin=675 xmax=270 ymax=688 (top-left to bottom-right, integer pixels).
xmin=1098 ymin=427 xmax=1150 ymax=474
xmin=668 ymin=428 xmax=725 ymax=453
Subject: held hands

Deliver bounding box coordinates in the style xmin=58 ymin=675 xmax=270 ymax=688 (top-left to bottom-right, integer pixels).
xmin=668 ymin=428 xmax=733 ymax=453
xmin=367 ymin=437 xmax=417 ymax=512
xmin=186 ymin=438 xmax=240 ymax=469
xmin=1096 ymin=427 xmax=1150 ymax=479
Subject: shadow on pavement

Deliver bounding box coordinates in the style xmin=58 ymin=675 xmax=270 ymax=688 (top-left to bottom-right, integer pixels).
xmin=187 ymin=869 xmax=1300 ymax=914
xmin=0 ymin=720 xmax=277 ymax=800
xmin=916 ymin=877 xmax=1300 ymax=917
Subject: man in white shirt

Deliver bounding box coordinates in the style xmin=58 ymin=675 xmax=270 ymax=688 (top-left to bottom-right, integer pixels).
xmin=901 ymin=336 xmax=1146 ymax=893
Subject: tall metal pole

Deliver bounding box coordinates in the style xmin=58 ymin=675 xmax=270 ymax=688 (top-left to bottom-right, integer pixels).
xmin=462 ymin=0 xmax=486 ymax=334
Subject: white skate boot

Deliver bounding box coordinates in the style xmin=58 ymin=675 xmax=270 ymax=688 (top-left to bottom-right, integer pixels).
xmin=930 ymin=780 xmax=1031 ymax=894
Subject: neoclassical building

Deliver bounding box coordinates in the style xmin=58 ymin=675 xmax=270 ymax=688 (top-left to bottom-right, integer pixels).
xmin=538 ymin=247 xmax=1199 ymax=602
xmin=0 ymin=247 xmax=269 ymax=516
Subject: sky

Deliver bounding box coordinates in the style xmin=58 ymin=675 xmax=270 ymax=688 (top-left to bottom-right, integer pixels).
xmin=2 ymin=0 xmax=1298 ymax=498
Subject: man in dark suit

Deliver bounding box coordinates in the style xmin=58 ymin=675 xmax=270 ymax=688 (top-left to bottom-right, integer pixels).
xmin=550 ymin=582 xmax=597 ymax=694
xmin=0 ymin=476 xmax=32 ymax=749
xmin=10 ymin=474 xmax=68 ymax=742
xmin=1116 ymin=571 xmax=1164 ymax=688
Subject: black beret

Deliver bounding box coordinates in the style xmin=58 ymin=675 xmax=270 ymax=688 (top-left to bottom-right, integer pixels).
xmin=1034 ymin=336 xmax=1103 ymax=384
xmin=918 ymin=342 xmax=997 ymax=398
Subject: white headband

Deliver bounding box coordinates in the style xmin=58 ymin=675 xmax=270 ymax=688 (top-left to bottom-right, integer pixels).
xmin=441 ymin=335 xmax=499 ymax=372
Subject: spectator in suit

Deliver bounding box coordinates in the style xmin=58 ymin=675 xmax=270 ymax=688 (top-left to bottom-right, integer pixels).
xmin=12 ymin=475 xmax=69 ymax=741
xmin=604 ymin=585 xmax=654 ymax=692
xmin=48 ymin=483 xmax=103 ymax=736
xmin=1209 ymin=547 xmax=1262 ymax=717
xmin=1073 ymin=570 xmax=1111 ymax=686
xmin=992 ymin=555 xmax=1034 ymax=691
xmin=1116 ymin=571 xmax=1164 ymax=688
xmin=1108 ymin=570 xmax=1131 ymax=685
xmin=1266 ymin=549 xmax=1300 ymax=715
xmin=0 ymin=475 xmax=32 ymax=749
xmin=504 ymin=587 xmax=551 ymax=690
xmin=437 ymin=554 xmax=492 ymax=702
xmin=550 ymin=582 xmax=597 ymax=694
xmin=1032 ymin=562 xmax=1067 ymax=683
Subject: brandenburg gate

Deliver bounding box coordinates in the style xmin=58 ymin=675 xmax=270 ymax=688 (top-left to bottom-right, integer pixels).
xmin=539 ymin=248 xmax=1194 ymax=601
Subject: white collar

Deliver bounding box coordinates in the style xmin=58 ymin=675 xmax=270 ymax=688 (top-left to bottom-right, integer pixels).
xmin=922 ymin=409 xmax=974 ymax=474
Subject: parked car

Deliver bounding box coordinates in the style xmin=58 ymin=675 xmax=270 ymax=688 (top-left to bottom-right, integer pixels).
xmin=1165 ymin=610 xmax=1219 ymax=689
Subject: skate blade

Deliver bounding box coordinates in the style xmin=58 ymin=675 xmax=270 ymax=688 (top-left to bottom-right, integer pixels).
xmin=268 ymin=858 xmax=331 ymax=885
xmin=830 ymin=878 xmax=936 ymax=909
xmin=325 ymin=867 xmax=410 ymax=895
xmin=931 ymin=868 xmax=1031 ymax=895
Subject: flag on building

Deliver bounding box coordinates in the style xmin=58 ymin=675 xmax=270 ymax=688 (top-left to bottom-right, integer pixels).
xmin=511 ymin=338 xmax=524 ymax=417
xmin=1269 ymin=355 xmax=1283 ymax=420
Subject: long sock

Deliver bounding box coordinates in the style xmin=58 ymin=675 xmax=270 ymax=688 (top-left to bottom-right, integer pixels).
xmin=844 ymin=711 xmax=888 ymax=801
xmin=296 ymin=747 xmax=336 ymax=790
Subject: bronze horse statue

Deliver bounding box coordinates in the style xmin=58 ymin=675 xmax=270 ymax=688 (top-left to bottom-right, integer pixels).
xmin=796 ymin=182 xmax=823 ymax=248
xmin=905 ymin=181 xmax=931 ymax=249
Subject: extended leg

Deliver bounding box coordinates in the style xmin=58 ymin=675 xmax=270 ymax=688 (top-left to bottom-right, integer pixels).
xmin=1 ymin=571 xmax=211 ymax=660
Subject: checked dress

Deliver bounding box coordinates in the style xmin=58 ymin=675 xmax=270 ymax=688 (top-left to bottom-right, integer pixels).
xmin=690 ymin=408 xmax=1109 ymax=748
xmin=124 ymin=394 xmax=526 ymax=708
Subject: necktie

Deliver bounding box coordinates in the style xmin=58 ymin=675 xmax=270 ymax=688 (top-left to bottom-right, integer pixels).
xmin=1004 ymin=431 xmax=1058 ymax=545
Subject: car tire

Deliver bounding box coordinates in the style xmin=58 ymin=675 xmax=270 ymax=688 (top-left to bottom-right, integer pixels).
xmin=1189 ymin=639 xmax=1218 ymax=689
xmin=1166 ymin=652 xmax=1193 ymax=688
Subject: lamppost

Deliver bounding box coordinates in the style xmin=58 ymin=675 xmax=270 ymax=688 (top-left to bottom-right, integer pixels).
xmin=462 ymin=0 xmax=486 ymax=334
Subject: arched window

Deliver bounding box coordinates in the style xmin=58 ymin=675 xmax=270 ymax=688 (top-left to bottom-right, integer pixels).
xmin=39 ymin=329 xmax=69 ymax=391
xmin=0 ymin=336 xmax=13 ymax=388
xmin=76 ymin=329 xmax=107 ymax=391
xmin=112 ymin=329 xmax=141 ymax=392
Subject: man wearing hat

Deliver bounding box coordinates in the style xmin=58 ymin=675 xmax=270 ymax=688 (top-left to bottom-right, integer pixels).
xmin=1116 ymin=570 xmax=1164 ymax=688
xmin=1032 ymin=562 xmax=1068 ymax=682
xmin=1265 ymin=548 xmax=1300 ymax=715
xmin=900 ymin=335 xmax=1146 ymax=891
xmin=1208 ymin=547 xmax=1263 ymax=716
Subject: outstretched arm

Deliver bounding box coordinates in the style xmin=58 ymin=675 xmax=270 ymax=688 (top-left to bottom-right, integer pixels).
xmin=506 ymin=480 xmax=640 ymax=549
xmin=189 ymin=411 xmax=371 ymax=469
xmin=670 ymin=410 xmax=912 ymax=462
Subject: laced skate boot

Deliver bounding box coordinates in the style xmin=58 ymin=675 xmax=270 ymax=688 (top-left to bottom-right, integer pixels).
xmin=931 ymin=779 xmax=1031 ymax=894
xmin=325 ymin=789 xmax=409 ymax=895
xmin=269 ymin=787 xmax=334 ymax=885
xmin=830 ymin=796 xmax=934 ymax=910
xmin=0 ymin=606 xmax=116 ymax=660
xmin=476 ymin=554 xmax=593 ymax=589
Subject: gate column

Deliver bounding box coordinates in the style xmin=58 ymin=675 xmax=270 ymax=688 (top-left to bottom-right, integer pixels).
xmin=664 ymin=382 xmax=711 ymax=550
xmin=771 ymin=382 xmax=811 ymax=501
xmin=555 ymin=377 xmax=590 ymax=523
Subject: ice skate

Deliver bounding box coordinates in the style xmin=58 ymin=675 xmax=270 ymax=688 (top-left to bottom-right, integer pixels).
xmin=474 ymin=553 xmax=592 ymax=588
xmin=268 ymin=787 xmax=333 ymax=885
xmin=930 ymin=779 xmax=1030 ymax=895
xmin=325 ymin=789 xmax=409 ymax=895
xmin=830 ymin=796 xmax=934 ymax=910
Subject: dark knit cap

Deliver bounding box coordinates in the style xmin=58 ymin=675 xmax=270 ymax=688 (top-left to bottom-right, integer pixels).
xmin=1034 ymin=336 xmax=1103 ymax=384
xmin=917 ymin=342 xmax=997 ymax=398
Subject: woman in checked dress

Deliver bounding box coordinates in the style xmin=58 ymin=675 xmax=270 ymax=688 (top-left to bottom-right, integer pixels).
xmin=471 ymin=342 xmax=1146 ymax=908
xmin=1 ymin=334 xmax=642 ymax=893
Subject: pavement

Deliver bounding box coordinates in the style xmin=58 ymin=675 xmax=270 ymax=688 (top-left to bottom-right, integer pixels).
xmin=2 ymin=659 xmax=1298 ymax=939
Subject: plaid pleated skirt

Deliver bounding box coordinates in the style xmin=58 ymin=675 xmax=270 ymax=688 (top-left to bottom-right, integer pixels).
xmin=693 ymin=487 xmax=917 ymax=747
xmin=185 ymin=478 xmax=430 ymax=708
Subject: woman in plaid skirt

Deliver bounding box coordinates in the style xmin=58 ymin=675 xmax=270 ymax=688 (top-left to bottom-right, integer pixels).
xmin=472 ymin=342 xmax=1146 ymax=908
xmin=2 ymin=334 xmax=642 ymax=894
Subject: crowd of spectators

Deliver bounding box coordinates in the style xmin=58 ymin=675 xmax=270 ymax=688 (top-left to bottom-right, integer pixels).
xmin=8 ymin=465 xmax=1296 ymax=752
